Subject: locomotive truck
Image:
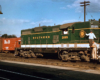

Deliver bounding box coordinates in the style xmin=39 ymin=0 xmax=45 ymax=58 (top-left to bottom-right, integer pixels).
xmin=15 ymin=19 xmax=100 ymax=62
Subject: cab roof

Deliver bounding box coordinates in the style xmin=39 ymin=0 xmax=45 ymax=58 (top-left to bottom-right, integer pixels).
xmin=60 ymin=22 xmax=82 ymax=29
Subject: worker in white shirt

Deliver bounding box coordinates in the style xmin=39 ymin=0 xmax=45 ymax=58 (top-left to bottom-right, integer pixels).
xmin=63 ymin=30 xmax=68 ymax=34
xmin=86 ymin=30 xmax=96 ymax=47
xmin=91 ymin=41 xmax=97 ymax=59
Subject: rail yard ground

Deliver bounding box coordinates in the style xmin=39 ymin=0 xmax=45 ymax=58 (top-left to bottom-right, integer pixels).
xmin=1 ymin=53 xmax=100 ymax=80
xmin=0 ymin=53 xmax=100 ymax=71
xmin=1 ymin=60 xmax=100 ymax=80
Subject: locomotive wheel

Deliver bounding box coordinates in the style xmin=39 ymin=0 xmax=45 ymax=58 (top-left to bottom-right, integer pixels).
xmin=58 ymin=51 xmax=62 ymax=59
xmin=61 ymin=54 xmax=68 ymax=62
xmin=81 ymin=55 xmax=90 ymax=62
xmin=20 ymin=52 xmax=25 ymax=57
xmin=31 ymin=52 xmax=37 ymax=58
xmin=14 ymin=51 xmax=19 ymax=56
xmin=27 ymin=53 xmax=31 ymax=58
xmin=61 ymin=51 xmax=69 ymax=61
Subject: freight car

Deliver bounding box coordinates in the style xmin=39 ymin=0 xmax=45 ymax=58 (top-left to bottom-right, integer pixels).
xmin=15 ymin=19 xmax=100 ymax=62
xmin=0 ymin=38 xmax=21 ymax=53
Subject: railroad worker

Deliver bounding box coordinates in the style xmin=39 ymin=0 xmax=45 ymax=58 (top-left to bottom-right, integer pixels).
xmin=63 ymin=29 xmax=68 ymax=34
xmin=91 ymin=41 xmax=97 ymax=59
xmin=86 ymin=30 xmax=96 ymax=47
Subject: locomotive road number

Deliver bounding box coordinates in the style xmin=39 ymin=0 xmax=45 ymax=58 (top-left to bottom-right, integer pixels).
xmin=62 ymin=36 xmax=68 ymax=39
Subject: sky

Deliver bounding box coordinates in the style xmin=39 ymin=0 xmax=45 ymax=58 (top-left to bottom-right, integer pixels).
xmin=0 ymin=0 xmax=100 ymax=37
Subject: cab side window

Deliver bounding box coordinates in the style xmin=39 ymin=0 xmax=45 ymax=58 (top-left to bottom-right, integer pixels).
xmin=62 ymin=28 xmax=68 ymax=35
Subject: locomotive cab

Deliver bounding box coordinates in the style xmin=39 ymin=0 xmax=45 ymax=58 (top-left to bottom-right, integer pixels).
xmin=61 ymin=28 xmax=69 ymax=35
xmin=60 ymin=23 xmax=74 ymax=35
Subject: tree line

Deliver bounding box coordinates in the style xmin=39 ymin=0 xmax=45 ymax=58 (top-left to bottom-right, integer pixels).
xmin=1 ymin=34 xmax=17 ymax=38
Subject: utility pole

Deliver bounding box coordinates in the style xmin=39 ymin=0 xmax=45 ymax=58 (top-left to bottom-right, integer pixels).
xmin=0 ymin=5 xmax=3 ymax=14
xmin=80 ymin=0 xmax=90 ymax=22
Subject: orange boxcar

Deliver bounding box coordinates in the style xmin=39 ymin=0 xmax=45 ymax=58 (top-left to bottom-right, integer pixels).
xmin=2 ymin=38 xmax=21 ymax=52
xmin=0 ymin=38 xmax=3 ymax=52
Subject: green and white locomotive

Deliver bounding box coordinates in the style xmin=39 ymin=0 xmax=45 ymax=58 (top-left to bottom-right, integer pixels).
xmin=15 ymin=19 xmax=100 ymax=62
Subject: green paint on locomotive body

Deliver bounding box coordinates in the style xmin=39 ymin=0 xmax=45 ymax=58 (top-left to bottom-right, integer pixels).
xmin=21 ymin=20 xmax=100 ymax=45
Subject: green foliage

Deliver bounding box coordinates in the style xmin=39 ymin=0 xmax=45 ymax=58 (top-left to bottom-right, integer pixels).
xmin=1 ymin=34 xmax=17 ymax=38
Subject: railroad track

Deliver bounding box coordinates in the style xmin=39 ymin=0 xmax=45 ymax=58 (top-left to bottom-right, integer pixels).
xmin=0 ymin=53 xmax=100 ymax=70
